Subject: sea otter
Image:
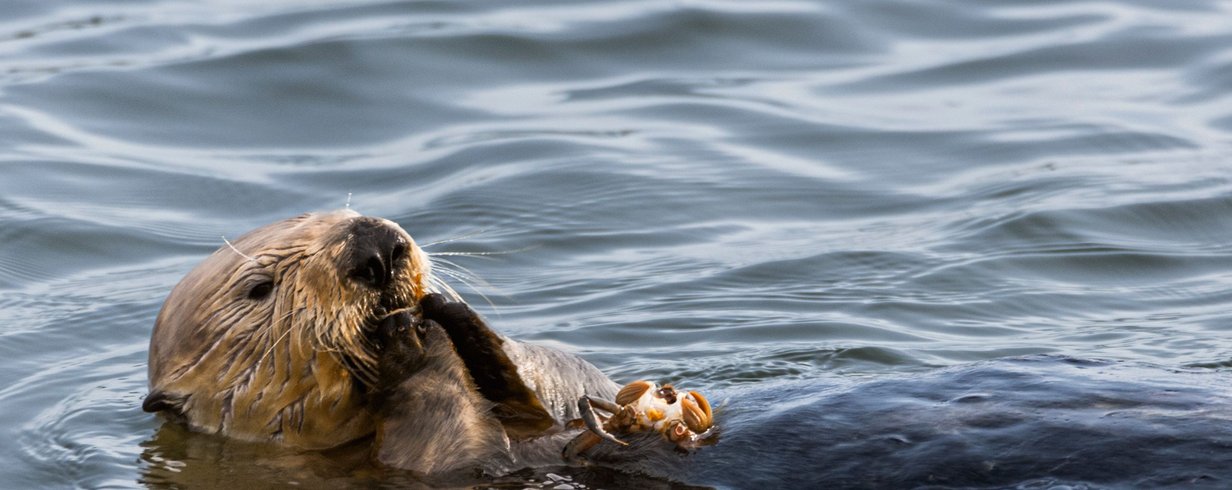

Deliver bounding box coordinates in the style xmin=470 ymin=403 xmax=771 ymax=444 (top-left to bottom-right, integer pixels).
xmin=143 ymin=210 xmax=1232 ymax=487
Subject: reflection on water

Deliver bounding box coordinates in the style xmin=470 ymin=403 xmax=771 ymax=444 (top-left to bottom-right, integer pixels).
xmin=2 ymin=0 xmax=1232 ymax=487
xmin=138 ymin=424 xmax=373 ymax=488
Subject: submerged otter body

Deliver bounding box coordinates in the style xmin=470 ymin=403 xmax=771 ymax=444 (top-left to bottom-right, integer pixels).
xmin=672 ymin=356 xmax=1232 ymax=488
xmin=143 ymin=210 xmax=617 ymax=476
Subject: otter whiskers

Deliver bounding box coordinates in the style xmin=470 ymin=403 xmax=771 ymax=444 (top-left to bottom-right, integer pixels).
xmin=378 ymin=304 xmax=422 ymax=321
xmin=420 ymin=226 xmax=538 ymax=310
xmin=257 ymin=308 xmax=301 ymax=368
xmin=221 ymin=235 xmax=257 ymax=263
xmin=418 ymin=227 xmax=501 ymax=249
xmin=428 ymin=257 xmax=496 ymax=308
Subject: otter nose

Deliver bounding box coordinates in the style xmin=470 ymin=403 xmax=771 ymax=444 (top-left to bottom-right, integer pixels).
xmin=345 ymin=218 xmax=408 ymax=290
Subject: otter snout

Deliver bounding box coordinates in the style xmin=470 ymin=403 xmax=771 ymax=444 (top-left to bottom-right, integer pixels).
xmin=343 ymin=217 xmax=410 ymax=290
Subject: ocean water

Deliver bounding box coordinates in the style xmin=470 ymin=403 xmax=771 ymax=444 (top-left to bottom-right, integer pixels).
xmin=2 ymin=0 xmax=1232 ymax=487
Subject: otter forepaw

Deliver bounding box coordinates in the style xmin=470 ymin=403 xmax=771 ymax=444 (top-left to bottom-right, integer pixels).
xmin=419 ymin=293 xmax=488 ymax=337
xmin=415 ymin=294 xmax=557 ymax=438
xmin=372 ymin=310 xmax=433 ymax=400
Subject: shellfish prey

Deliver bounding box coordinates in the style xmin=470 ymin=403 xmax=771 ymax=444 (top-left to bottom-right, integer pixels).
xmin=563 ymin=380 xmax=719 ymax=462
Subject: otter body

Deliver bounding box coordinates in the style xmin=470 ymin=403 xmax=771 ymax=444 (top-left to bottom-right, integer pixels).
xmin=143 ymin=211 xmax=1232 ymax=487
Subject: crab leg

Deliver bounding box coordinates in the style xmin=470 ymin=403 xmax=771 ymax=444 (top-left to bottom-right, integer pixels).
xmin=584 ymin=395 xmax=624 ymax=415
xmin=577 ymin=396 xmax=629 ymax=446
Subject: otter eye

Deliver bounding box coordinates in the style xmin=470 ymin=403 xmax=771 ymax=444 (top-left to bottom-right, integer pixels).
xmin=392 ymin=243 xmax=407 ymax=265
xmin=247 ymin=281 xmax=274 ymax=301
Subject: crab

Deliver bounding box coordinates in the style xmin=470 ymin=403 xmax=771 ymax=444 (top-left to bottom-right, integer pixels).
xmin=562 ymin=380 xmax=718 ymax=461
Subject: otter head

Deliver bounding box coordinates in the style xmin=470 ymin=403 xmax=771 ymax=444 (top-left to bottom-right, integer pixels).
xmin=143 ymin=210 xmax=434 ymax=449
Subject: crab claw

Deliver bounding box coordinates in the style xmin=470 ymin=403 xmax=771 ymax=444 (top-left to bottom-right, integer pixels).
xmin=616 ymin=380 xmax=653 ymax=406
xmin=681 ymin=390 xmax=713 ymax=433
xmin=578 ymin=396 xmax=629 ymax=447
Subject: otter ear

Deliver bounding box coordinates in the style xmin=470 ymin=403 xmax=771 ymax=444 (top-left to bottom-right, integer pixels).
xmin=142 ymin=389 xmax=188 ymax=418
xmin=421 ymin=294 xmax=556 ymax=439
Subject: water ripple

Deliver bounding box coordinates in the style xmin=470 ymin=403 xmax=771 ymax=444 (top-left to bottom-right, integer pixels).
xmin=4 ymin=0 xmax=1232 ymax=486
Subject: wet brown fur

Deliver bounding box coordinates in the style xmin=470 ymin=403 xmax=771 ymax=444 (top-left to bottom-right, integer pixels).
xmin=371 ymin=317 xmax=509 ymax=474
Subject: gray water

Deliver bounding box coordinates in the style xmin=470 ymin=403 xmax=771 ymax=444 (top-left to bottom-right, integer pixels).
xmin=3 ymin=0 xmax=1232 ymax=488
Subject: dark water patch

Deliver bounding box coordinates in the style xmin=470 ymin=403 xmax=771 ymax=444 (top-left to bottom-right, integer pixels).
xmin=681 ymin=357 xmax=1232 ymax=488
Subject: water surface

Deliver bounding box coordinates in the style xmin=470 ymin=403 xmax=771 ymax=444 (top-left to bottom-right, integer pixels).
xmin=3 ymin=0 xmax=1232 ymax=487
